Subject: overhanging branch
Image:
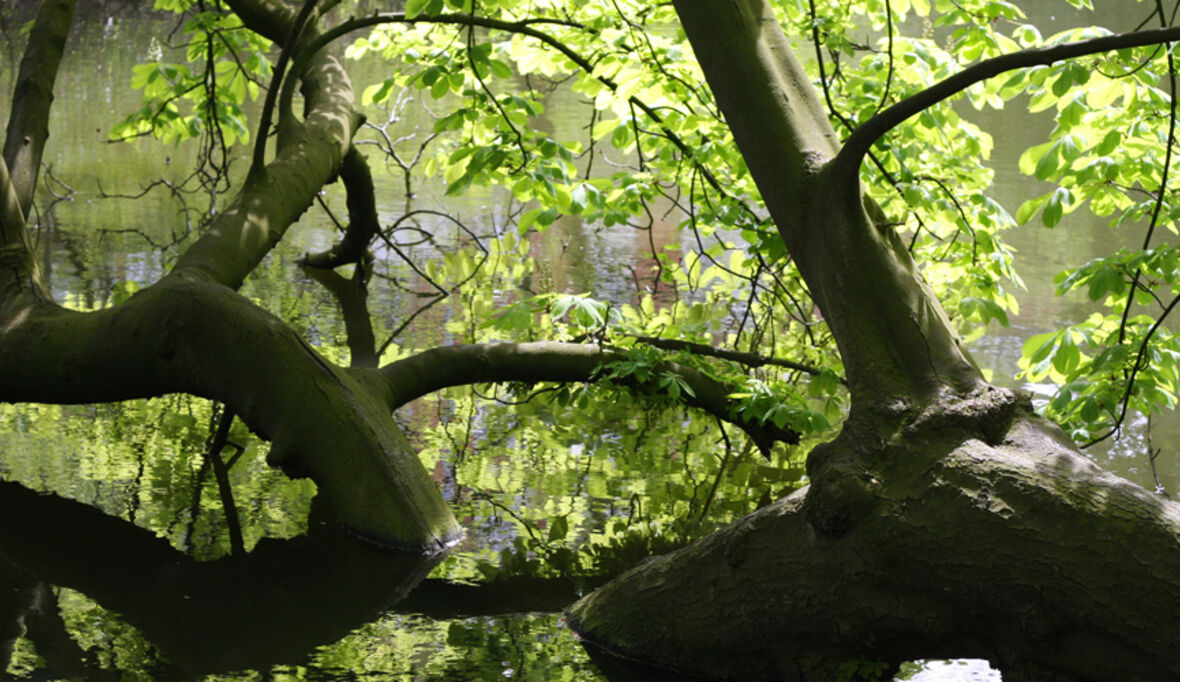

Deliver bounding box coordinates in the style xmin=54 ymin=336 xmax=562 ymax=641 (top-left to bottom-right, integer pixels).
xmin=368 ymin=341 xmax=800 ymax=455
xmin=170 ymin=0 xmax=360 ymax=289
xmin=835 ymin=26 xmax=1180 ymax=176
xmin=0 ymin=278 xmax=460 ymax=549
xmin=628 ymin=334 xmax=837 ymax=380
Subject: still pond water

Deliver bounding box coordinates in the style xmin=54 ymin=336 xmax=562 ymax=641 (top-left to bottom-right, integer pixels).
xmin=0 ymin=3 xmax=1174 ymax=680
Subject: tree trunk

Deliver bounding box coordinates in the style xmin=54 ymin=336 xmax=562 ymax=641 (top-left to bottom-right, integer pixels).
xmin=0 ymin=0 xmax=461 ymax=550
xmin=567 ymin=1 xmax=1180 ymax=678
xmin=569 ymin=392 xmax=1180 ymax=680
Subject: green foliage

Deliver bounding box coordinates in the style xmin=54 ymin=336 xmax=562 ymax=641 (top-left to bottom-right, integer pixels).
xmin=20 ymin=0 xmax=1180 ymax=676
xmin=835 ymin=658 xmax=893 ymax=682
xmin=112 ymin=0 xmax=270 ymax=146
xmin=85 ymin=0 xmax=1180 ymax=596
xmin=1003 ymin=21 xmax=1180 ymax=441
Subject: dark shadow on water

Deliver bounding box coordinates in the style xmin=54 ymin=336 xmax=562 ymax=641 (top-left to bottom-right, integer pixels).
xmin=581 ymin=639 xmax=718 ymax=681
xmin=0 ymin=480 xmax=645 ymax=680
xmin=0 ymin=480 xmax=442 ymax=678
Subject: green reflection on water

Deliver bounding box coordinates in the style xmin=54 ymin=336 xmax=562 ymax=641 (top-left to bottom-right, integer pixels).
xmin=1 ymin=2 xmax=1166 ymax=680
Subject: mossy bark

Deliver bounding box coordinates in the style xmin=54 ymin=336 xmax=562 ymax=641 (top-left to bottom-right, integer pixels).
xmin=570 ymin=389 xmax=1180 ymax=680
xmin=0 ymin=0 xmax=460 ymax=550
xmin=567 ymin=1 xmax=1180 ymax=678
xmin=0 ymin=280 xmax=461 ymax=549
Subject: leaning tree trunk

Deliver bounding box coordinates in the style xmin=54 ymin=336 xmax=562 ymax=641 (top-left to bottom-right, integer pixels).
xmin=567 ymin=1 xmax=1180 ymax=679
xmin=0 ymin=0 xmax=461 ymax=550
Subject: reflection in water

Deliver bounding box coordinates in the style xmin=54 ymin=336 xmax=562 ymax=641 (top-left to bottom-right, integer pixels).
xmin=0 ymin=480 xmax=630 ymax=679
xmin=0 ymin=481 xmax=441 ymax=677
xmin=0 ymin=2 xmax=1175 ymax=680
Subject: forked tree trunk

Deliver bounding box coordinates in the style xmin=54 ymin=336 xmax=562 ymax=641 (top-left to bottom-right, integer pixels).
xmin=567 ymin=2 xmax=1180 ymax=679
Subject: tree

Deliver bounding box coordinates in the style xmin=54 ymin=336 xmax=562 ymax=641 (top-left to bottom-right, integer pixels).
xmin=567 ymin=3 xmax=1180 ymax=680
xmin=3 ymin=0 xmax=1180 ymax=679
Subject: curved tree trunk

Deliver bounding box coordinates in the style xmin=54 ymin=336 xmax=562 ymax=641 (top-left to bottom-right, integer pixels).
xmin=0 ymin=0 xmax=461 ymax=550
xmin=569 ymin=393 xmax=1180 ymax=680
xmin=0 ymin=281 xmax=461 ymax=549
xmin=567 ymin=1 xmax=1180 ymax=678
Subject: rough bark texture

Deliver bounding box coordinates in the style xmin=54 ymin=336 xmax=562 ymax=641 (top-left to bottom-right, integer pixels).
xmin=567 ymin=1 xmax=1180 ymax=678
xmin=0 ymin=0 xmax=460 ymax=550
xmin=570 ymin=389 xmax=1180 ymax=680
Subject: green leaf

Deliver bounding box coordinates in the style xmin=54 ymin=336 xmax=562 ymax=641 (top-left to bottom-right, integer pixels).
xmin=489 ymin=59 xmax=513 ymax=79
xmin=1024 ymin=331 xmax=1060 ymax=365
xmin=1015 ymin=191 xmax=1052 ymax=225
xmin=1041 ymin=187 xmax=1071 ymax=227
xmin=405 ymin=0 xmax=430 ymax=19
xmin=1087 ymin=266 xmax=1126 ymax=301
xmin=1050 ymin=68 xmax=1074 ymax=97
xmin=548 ymin=515 xmax=568 ymax=543
xmin=1033 ymin=141 xmax=1062 ymax=181
xmin=1018 ymin=140 xmax=1053 ymax=176
xmin=1052 ymin=334 xmax=1080 ymax=375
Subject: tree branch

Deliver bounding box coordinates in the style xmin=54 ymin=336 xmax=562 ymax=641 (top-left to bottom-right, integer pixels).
xmin=301 ymin=260 xmax=379 ymax=368
xmin=835 ymin=26 xmax=1180 ymax=176
xmin=627 ymin=334 xmax=836 ymax=380
xmin=300 ymin=146 xmax=380 ymax=269
xmin=2 ymin=0 xmax=75 ymax=216
xmin=170 ymin=0 xmax=360 ymax=289
xmin=0 ymin=0 xmax=74 ymax=301
xmin=0 ymin=279 xmax=460 ymax=549
xmin=367 ymin=341 xmax=800 ymax=455
xmin=0 ymin=155 xmax=48 ymax=299
xmin=250 ymin=0 xmax=320 ymax=173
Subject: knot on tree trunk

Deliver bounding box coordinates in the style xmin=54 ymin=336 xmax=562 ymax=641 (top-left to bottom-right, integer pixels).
xmin=804 ymin=385 xmax=1031 ymax=538
xmin=898 ymin=384 xmax=1030 ymax=447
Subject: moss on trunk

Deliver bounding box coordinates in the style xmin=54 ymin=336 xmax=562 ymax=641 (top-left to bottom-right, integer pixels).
xmin=569 ymin=391 xmax=1180 ymax=680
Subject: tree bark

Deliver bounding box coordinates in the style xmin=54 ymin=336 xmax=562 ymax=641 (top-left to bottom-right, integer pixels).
xmin=0 ymin=280 xmax=461 ymax=549
xmin=570 ymin=390 xmax=1180 ymax=680
xmin=366 ymin=341 xmax=799 ymax=452
xmin=566 ymin=1 xmax=1180 ymax=678
xmin=0 ymin=0 xmax=460 ymax=550
xmin=301 ymin=146 xmax=381 ymax=270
